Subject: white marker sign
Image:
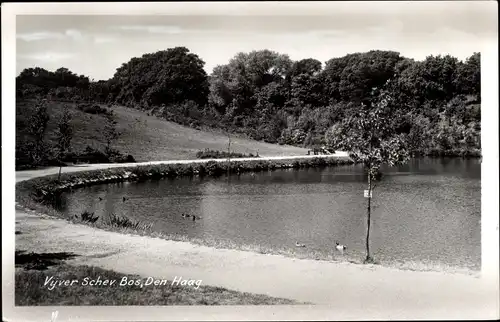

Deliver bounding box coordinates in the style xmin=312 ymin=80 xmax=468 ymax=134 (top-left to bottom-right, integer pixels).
xmin=364 ymin=190 xmax=372 ymax=198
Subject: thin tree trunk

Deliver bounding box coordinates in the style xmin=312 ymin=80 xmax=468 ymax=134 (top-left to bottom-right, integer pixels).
xmin=227 ymin=134 xmax=231 ymax=179
xmin=58 ymin=165 xmax=62 ymax=181
xmin=365 ymin=129 xmax=374 ymax=263
xmin=365 ymin=169 xmax=372 ymax=262
xmin=57 ymin=151 xmax=63 ymax=181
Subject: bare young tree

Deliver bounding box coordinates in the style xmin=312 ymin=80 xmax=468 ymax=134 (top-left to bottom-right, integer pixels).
xmin=326 ymin=85 xmax=410 ymax=263
xmin=227 ymin=133 xmax=231 ymax=178
xmin=55 ymin=104 xmax=73 ymax=180
xmin=103 ymin=112 xmax=120 ymax=155
xmin=27 ymin=99 xmax=50 ymax=166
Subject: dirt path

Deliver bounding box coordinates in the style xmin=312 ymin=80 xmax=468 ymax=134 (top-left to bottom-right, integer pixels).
xmin=10 ymin=157 xmax=499 ymax=318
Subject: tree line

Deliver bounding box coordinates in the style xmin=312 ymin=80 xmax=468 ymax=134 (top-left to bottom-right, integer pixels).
xmin=16 ymin=47 xmax=481 ymax=157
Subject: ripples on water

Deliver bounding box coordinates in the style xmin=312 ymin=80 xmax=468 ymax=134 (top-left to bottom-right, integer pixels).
xmin=56 ymin=158 xmax=481 ymax=273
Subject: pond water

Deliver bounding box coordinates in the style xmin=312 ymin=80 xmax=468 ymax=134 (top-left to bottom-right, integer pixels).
xmin=55 ymin=157 xmax=481 ymax=273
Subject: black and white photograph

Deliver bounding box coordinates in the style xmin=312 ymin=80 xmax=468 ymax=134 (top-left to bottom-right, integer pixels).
xmin=2 ymin=1 xmax=499 ymax=321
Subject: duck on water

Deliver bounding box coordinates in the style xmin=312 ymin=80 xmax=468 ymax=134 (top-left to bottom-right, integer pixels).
xmin=295 ymin=241 xmax=306 ymax=247
xmin=294 ymin=241 xmax=347 ymax=253
xmin=181 ymin=213 xmax=202 ymax=221
xmin=335 ymin=241 xmax=347 ymax=255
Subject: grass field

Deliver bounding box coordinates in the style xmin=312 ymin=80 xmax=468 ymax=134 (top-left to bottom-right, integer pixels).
xmin=15 ymin=260 xmax=300 ymax=305
xmin=16 ymin=100 xmax=308 ymax=162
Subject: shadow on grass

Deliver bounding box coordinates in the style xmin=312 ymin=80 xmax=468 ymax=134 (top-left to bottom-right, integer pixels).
xmin=15 ymin=250 xmax=79 ymax=271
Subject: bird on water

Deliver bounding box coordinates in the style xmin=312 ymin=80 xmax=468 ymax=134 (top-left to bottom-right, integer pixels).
xmin=335 ymin=241 xmax=347 ymax=255
xmin=295 ymin=241 xmax=306 ymax=247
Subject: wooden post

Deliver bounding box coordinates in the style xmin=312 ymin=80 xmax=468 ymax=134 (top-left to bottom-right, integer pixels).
xmin=58 ymin=164 xmax=62 ymax=181
xmin=57 ymin=150 xmax=63 ymax=182
xmin=227 ymin=133 xmax=231 ymax=179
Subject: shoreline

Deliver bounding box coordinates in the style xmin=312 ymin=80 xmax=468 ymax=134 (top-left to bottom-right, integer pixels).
xmin=12 ymin=154 xmax=495 ymax=310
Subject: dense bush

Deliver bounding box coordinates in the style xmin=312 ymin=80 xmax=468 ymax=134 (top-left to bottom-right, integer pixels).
xmin=75 ymin=211 xmax=99 ymax=224
xmin=58 ymin=146 xmax=136 ymax=165
xmin=204 ymin=160 xmax=226 ymax=177
xmin=77 ymin=103 xmax=113 ymax=116
xmin=107 ymin=213 xmax=141 ymax=230
xmin=61 ymin=146 xmax=110 ymax=164
xmin=195 ymin=149 xmax=259 ymax=159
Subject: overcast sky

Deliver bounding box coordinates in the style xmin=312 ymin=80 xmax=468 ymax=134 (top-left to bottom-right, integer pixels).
xmin=15 ymin=2 xmax=496 ymax=81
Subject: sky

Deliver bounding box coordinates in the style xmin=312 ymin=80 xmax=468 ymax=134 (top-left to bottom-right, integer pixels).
xmin=15 ymin=2 xmax=496 ymax=81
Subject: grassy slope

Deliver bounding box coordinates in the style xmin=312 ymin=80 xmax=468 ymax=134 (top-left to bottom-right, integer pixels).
xmin=16 ymin=100 xmax=308 ymax=162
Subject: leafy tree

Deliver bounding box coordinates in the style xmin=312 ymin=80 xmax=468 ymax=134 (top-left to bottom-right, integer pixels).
xmin=289 ymin=58 xmax=322 ymax=78
xmin=455 ymin=52 xmax=480 ymax=98
xmin=395 ymin=54 xmax=460 ymax=108
xmin=404 ymin=113 xmax=432 ymax=156
xmin=89 ymin=80 xmax=111 ymax=103
xmin=243 ymin=50 xmax=293 ymax=88
xmin=209 ymin=50 xmax=292 ymax=120
xmin=324 ymin=122 xmax=344 ymax=149
xmin=289 ymin=73 xmax=326 ymax=108
xmin=322 ymin=50 xmax=402 ymax=104
xmin=112 ymin=47 xmax=209 ymax=108
xmin=54 ymin=67 xmax=79 ymax=87
xmin=325 ymin=85 xmax=410 ymax=263
xmin=253 ymin=82 xmax=288 ymax=120
xmin=208 ymin=65 xmax=233 ymax=114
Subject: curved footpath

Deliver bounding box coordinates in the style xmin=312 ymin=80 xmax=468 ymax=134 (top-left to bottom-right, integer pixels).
xmin=10 ymin=155 xmax=499 ymax=319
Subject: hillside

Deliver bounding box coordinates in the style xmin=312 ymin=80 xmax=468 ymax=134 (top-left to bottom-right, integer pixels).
xmin=15 ymin=100 xmax=308 ymax=165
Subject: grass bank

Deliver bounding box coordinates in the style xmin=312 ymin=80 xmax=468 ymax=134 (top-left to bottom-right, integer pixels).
xmin=15 ymin=262 xmax=301 ymax=305
xmin=16 ymin=157 xmax=353 ymax=209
